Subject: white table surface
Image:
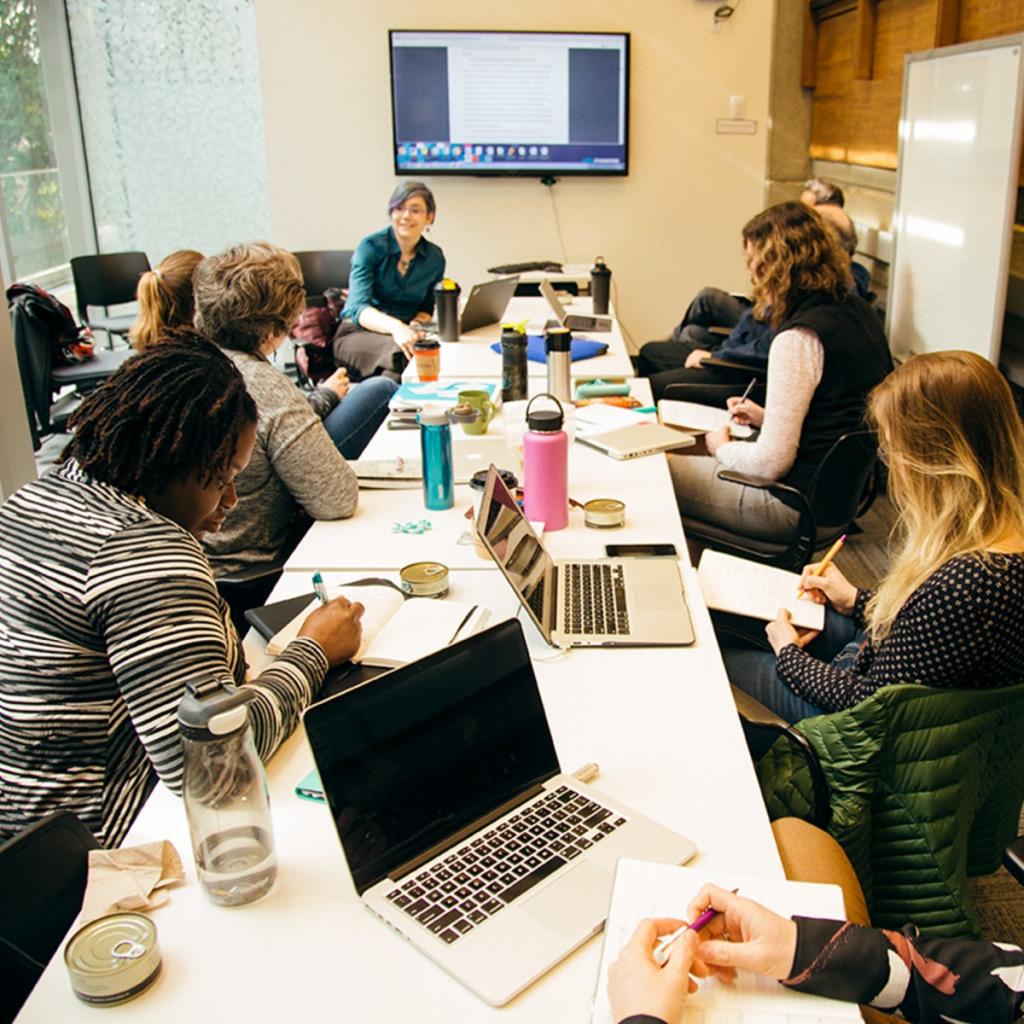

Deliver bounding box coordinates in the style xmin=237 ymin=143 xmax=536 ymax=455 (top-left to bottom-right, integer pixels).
xmin=18 ymin=567 xmax=781 ymax=1023
xmin=406 ymin=295 xmax=634 ymax=381
xmin=16 ymin=360 xmax=782 ymax=1023
xmin=287 ymin=388 xmax=688 ymax=573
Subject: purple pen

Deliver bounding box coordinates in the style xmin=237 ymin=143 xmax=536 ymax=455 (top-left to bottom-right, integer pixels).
xmin=653 ymin=887 xmax=740 ymax=965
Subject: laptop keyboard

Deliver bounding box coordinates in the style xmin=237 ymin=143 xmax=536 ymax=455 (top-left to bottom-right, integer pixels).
xmin=564 ymin=562 xmax=631 ymax=636
xmin=385 ymin=785 xmax=627 ymax=945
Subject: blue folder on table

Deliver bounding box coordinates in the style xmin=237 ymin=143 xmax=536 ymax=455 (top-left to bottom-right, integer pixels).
xmin=489 ymin=334 xmax=608 ymax=363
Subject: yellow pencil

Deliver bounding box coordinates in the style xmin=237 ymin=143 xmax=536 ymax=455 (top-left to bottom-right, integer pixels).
xmin=797 ymin=534 xmax=846 ymax=599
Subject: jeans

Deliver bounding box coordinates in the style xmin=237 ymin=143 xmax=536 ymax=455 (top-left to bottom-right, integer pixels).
xmin=717 ymin=606 xmax=863 ymax=725
xmin=321 ymin=376 xmax=397 ymax=459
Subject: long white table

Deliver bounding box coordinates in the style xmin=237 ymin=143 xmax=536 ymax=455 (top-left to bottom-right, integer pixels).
xmin=18 ymin=566 xmax=780 ymax=1023
xmin=17 ymin=308 xmax=783 ymax=1023
xmin=407 ymin=294 xmax=634 ymax=381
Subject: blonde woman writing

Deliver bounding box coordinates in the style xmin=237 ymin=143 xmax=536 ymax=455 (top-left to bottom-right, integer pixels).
xmin=721 ymin=350 xmax=1024 ymax=722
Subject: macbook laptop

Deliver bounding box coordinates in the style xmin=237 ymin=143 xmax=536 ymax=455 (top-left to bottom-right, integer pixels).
xmin=576 ymin=422 xmax=696 ymax=460
xmin=477 ymin=467 xmax=695 ymax=647
xmin=458 ymin=275 xmax=520 ymax=333
xmin=352 ymin=438 xmax=520 ymax=487
xmin=541 ymin=278 xmax=612 ymax=333
xmin=304 ymin=619 xmax=696 ymax=1006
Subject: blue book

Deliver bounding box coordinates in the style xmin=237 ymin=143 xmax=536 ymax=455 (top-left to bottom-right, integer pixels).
xmin=489 ymin=334 xmax=609 ymax=363
xmin=389 ymin=379 xmax=498 ymax=408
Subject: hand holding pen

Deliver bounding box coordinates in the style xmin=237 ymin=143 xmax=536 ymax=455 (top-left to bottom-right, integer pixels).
xmin=725 ymin=381 xmax=764 ymax=428
xmin=653 ymin=887 xmax=739 ymax=965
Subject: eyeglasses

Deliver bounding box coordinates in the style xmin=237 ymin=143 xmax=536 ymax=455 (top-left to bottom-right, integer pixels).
xmin=394 ymin=204 xmax=428 ymax=217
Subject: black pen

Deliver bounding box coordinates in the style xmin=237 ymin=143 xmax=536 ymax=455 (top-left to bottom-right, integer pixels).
xmin=448 ymin=605 xmax=477 ymax=645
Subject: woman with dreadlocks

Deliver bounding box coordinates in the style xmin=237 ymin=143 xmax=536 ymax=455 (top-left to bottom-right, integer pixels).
xmin=0 ymin=337 xmax=364 ymax=848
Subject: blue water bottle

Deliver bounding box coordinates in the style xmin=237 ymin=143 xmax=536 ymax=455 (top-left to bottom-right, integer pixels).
xmin=418 ymin=407 xmax=454 ymax=510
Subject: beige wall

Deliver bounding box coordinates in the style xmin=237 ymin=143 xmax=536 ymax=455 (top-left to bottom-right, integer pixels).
xmin=253 ymin=1 xmax=775 ymax=349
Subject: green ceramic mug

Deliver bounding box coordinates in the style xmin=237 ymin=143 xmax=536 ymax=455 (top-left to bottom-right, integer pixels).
xmin=458 ymin=389 xmax=495 ymax=435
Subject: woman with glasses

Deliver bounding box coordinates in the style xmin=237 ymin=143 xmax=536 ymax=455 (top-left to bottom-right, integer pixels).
xmin=332 ymin=181 xmax=446 ymax=381
xmin=721 ymin=350 xmax=1024 ymax=725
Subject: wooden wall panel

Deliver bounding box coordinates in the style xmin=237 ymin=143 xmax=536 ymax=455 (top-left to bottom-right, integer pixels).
xmin=806 ymin=0 xmax=1024 ymax=171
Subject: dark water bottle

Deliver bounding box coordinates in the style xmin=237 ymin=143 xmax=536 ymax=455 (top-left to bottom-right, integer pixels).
xmin=434 ymin=279 xmax=461 ymax=342
xmin=590 ymin=257 xmax=611 ymax=315
xmin=500 ymin=322 xmax=528 ymax=402
xmin=179 ymin=677 xmax=277 ymax=907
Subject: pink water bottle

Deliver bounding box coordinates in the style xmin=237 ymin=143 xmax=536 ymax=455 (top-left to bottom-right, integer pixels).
xmin=523 ymin=394 xmax=569 ymax=531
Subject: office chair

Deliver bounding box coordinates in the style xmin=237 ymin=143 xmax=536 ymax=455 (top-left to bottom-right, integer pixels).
xmin=70 ymin=251 xmax=150 ymax=346
xmin=681 ymin=430 xmax=878 ymax=572
xmin=0 ymin=811 xmax=100 ymax=1022
xmin=292 ymin=250 xmax=353 ymax=296
xmin=10 ymin=291 xmax=131 ymax=450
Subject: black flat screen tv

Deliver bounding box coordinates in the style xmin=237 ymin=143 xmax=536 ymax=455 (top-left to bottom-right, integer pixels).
xmin=388 ymin=30 xmax=630 ymax=177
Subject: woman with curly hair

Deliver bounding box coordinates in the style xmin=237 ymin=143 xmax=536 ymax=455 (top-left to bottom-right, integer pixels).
xmin=0 ymin=338 xmax=363 ymax=847
xmin=669 ymin=201 xmax=892 ymax=542
xmin=128 ymin=249 xmax=205 ymax=351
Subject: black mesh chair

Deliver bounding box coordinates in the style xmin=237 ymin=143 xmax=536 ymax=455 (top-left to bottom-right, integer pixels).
xmin=682 ymin=430 xmax=879 ymax=572
xmin=10 ymin=291 xmax=131 ymax=449
xmin=70 ymin=251 xmax=150 ymax=345
xmin=292 ymin=250 xmax=353 ymax=297
xmin=0 ymin=811 xmax=100 ymax=1022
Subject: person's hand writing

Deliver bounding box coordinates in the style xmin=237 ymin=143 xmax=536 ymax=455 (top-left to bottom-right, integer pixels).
xmin=765 ymin=608 xmax=819 ymax=656
xmin=799 ymin=562 xmax=857 ymax=615
xmin=608 ymin=918 xmax=700 ymax=1024
xmin=684 ymin=348 xmax=712 ymax=369
xmin=298 ymin=595 xmax=364 ymax=666
xmin=321 ymin=367 xmax=350 ymax=401
xmin=704 ymin=423 xmax=732 ymax=457
xmin=688 ymin=884 xmax=798 ymax=984
xmin=726 ymin=394 xmax=764 ymax=428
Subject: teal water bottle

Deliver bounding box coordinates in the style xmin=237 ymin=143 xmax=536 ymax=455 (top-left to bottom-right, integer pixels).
xmin=418 ymin=407 xmax=454 ymax=510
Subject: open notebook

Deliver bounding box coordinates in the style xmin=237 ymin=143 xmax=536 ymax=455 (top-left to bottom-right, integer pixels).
xmin=591 ymin=860 xmax=859 ymax=1024
xmin=697 ymin=550 xmax=825 ymax=631
xmin=266 ymin=583 xmax=489 ymax=667
xmin=659 ymin=399 xmax=753 ymax=439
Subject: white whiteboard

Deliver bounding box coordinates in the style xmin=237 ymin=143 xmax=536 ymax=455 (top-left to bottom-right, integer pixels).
xmin=887 ymin=35 xmax=1024 ymax=362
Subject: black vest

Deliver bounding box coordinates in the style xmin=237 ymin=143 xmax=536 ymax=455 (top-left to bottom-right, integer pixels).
xmin=777 ymin=291 xmax=893 ymax=493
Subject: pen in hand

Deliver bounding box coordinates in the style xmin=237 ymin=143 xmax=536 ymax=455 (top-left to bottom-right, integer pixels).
xmin=729 ymin=378 xmax=756 ymax=423
xmin=796 ymin=533 xmax=846 ymax=599
xmin=312 ymin=571 xmax=328 ymax=605
xmin=653 ymin=887 xmax=740 ymax=966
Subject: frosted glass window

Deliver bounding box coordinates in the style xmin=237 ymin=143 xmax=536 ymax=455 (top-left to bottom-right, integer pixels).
xmin=65 ymin=0 xmax=271 ymax=261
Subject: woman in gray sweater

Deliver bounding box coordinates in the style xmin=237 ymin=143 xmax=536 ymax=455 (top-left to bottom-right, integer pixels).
xmin=195 ymin=242 xmax=386 ymax=579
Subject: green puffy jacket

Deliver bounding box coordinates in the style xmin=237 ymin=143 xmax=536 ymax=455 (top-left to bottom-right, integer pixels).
xmin=755 ymin=681 xmax=1024 ymax=937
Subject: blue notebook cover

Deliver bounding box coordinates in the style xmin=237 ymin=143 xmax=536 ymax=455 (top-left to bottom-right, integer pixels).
xmin=390 ymin=379 xmax=498 ymax=407
xmin=489 ymin=335 xmax=609 ymax=363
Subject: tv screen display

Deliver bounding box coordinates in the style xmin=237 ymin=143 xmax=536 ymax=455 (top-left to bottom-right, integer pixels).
xmin=389 ymin=30 xmax=629 ymax=177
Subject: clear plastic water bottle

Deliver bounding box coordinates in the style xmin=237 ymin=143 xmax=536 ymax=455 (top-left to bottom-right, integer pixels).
xmin=179 ymin=677 xmax=277 ymax=907
xmin=523 ymin=393 xmax=569 ymax=531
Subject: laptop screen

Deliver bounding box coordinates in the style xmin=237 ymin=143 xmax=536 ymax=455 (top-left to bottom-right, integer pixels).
xmin=304 ymin=620 xmax=560 ymax=894
xmin=478 ymin=468 xmax=555 ymax=637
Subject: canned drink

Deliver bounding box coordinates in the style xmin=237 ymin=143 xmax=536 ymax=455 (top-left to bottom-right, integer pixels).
xmin=584 ymin=498 xmax=626 ymax=529
xmin=64 ymin=912 xmax=161 ymax=1006
xmin=400 ymin=561 xmax=450 ymax=598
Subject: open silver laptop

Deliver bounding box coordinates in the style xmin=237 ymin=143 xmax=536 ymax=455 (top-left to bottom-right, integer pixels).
xmin=477 ymin=466 xmax=695 ymax=647
xmin=541 ymin=278 xmax=612 ymax=332
xmin=304 ymin=619 xmax=696 ymax=1006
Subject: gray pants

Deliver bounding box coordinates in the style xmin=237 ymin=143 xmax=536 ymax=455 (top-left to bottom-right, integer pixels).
xmin=669 ymin=454 xmax=799 ymax=542
xmin=332 ymin=321 xmax=407 ymax=382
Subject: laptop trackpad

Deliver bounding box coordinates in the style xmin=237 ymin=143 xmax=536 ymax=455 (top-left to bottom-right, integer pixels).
xmin=519 ymin=860 xmax=612 ymax=939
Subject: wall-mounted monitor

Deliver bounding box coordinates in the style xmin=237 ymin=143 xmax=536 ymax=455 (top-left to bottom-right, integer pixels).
xmin=388 ymin=30 xmax=629 ymax=177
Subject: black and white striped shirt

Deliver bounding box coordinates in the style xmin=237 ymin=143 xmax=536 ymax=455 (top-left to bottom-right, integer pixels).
xmin=0 ymin=460 xmax=328 ymax=848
